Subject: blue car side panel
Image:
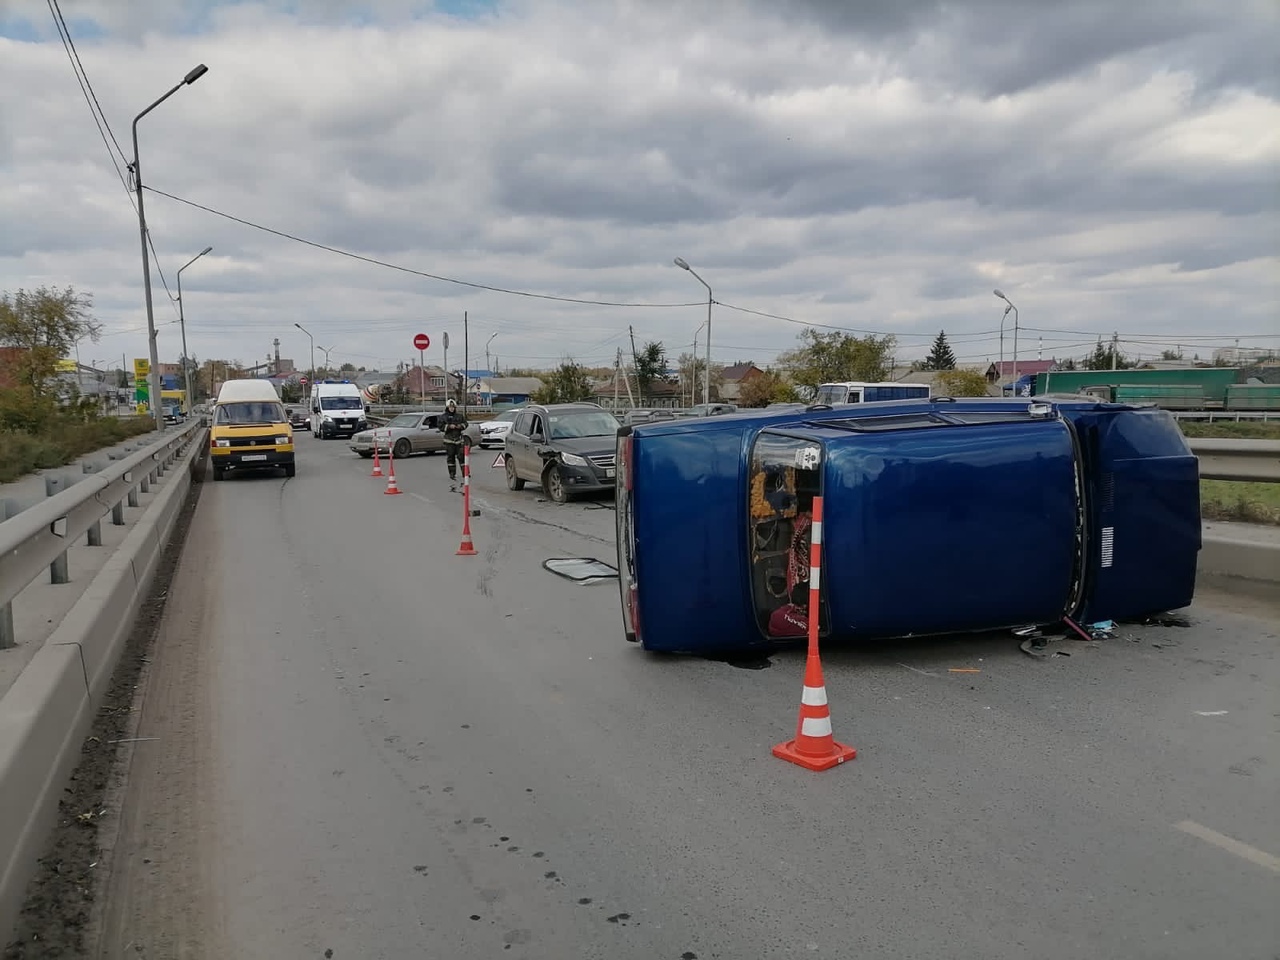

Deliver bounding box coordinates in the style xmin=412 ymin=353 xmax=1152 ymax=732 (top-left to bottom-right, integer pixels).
xmin=632 ymin=429 xmax=760 ymax=653
xmin=820 ymin=421 xmax=1079 ymax=636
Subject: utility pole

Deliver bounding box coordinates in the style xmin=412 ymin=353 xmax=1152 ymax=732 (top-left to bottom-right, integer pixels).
xmin=463 ymin=310 xmax=469 ymax=415
xmin=628 ymin=325 xmax=641 ymax=407
xmin=614 ymin=349 xmax=621 ymax=411
xmin=1111 ymin=332 xmax=1119 ymax=371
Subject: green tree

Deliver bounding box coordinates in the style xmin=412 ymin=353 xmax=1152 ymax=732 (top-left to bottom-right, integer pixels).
xmin=1083 ymin=338 xmax=1134 ymax=371
xmin=531 ymin=361 xmax=588 ymax=403
xmin=633 ymin=341 xmax=666 ymax=404
xmin=921 ymin=330 xmax=957 ymax=370
xmin=777 ymin=329 xmax=896 ymax=394
xmin=339 ymin=362 xmax=356 ymax=373
xmin=0 ymin=286 xmax=101 ymax=396
xmin=280 ymin=377 xmax=303 ymax=403
xmin=738 ymin=369 xmax=800 ymax=407
xmin=934 ymin=368 xmax=990 ymax=397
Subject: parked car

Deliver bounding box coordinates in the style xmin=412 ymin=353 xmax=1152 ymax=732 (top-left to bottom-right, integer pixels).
xmin=478 ymin=408 xmax=522 ymax=448
xmin=502 ymin=403 xmax=621 ymax=503
xmin=685 ymin=402 xmax=738 ymax=417
xmin=350 ymin=412 xmax=473 ymax=459
xmin=286 ymin=407 xmax=310 ymax=431
xmin=616 ymin=397 xmax=1200 ymax=655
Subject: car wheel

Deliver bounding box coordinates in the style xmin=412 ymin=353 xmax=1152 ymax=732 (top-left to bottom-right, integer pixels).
xmin=505 ymin=456 xmax=525 ymax=491
xmin=543 ymin=463 xmax=569 ymax=503
xmin=284 ymin=463 xmax=296 ymax=478
xmin=213 ymin=466 xmax=225 ymax=481
xmin=393 ymin=437 xmax=411 ymax=459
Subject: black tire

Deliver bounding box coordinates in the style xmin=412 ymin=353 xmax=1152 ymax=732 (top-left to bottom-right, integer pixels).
xmin=213 ymin=466 xmax=225 ymax=482
xmin=505 ymin=456 xmax=525 ymax=491
xmin=543 ymin=463 xmax=569 ymax=503
xmin=394 ymin=437 xmax=411 ymax=460
xmin=284 ymin=463 xmax=296 ymax=478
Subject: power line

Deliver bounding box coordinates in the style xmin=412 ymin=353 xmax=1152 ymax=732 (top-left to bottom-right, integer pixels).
xmin=49 ymin=0 xmax=127 ymax=163
xmin=45 ymin=0 xmax=179 ymax=313
xmin=143 ymin=185 xmax=708 ymax=309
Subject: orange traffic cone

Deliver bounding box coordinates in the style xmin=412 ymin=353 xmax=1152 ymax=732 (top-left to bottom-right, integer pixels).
xmin=772 ymin=650 xmax=856 ymax=771
xmin=384 ymin=443 xmax=402 ymax=495
xmin=371 ymin=432 xmax=384 ymax=477
xmin=455 ymin=449 xmax=477 ymax=555
xmin=772 ymin=495 xmax=855 ymax=771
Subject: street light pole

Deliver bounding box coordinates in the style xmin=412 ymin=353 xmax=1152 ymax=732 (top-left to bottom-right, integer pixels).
xmin=295 ymin=323 xmax=316 ymax=387
xmin=132 ymin=63 xmax=209 ymax=429
xmin=674 ymin=257 xmax=713 ymax=406
xmin=177 ymin=245 xmax=212 ymax=411
xmin=994 ymin=290 xmax=1019 ymax=396
xmin=320 ymin=346 xmax=333 ymax=372
xmin=485 ymin=334 xmax=497 ymax=407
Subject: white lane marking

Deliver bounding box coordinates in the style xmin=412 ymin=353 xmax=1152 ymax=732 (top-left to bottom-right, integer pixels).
xmin=409 ymin=492 xmax=434 ymax=505
xmin=1194 ymin=711 xmax=1228 ymax=716
xmin=800 ymin=685 xmax=828 ymax=706
xmin=1174 ymin=820 xmax=1280 ymax=874
xmin=897 ymin=663 xmax=939 ymax=678
xmin=800 ymin=716 xmax=832 ymax=737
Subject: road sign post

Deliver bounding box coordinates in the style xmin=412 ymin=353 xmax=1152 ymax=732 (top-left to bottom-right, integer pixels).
xmin=413 ymin=333 xmax=430 ymax=410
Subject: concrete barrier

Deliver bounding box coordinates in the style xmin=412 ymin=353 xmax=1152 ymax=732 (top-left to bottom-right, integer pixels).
xmin=0 ymin=430 xmax=204 ymax=943
xmin=1200 ymin=523 xmax=1280 ymax=586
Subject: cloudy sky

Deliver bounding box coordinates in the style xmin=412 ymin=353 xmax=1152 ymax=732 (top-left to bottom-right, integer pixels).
xmin=1 ymin=0 xmax=1277 ymax=377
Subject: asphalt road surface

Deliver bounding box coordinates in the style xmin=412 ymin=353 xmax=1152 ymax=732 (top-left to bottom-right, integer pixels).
xmin=88 ymin=437 xmax=1279 ymax=959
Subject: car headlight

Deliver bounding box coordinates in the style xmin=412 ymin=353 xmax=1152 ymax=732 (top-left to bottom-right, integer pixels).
xmin=560 ymin=452 xmax=588 ymax=466
xmin=214 ymin=439 xmax=230 ymax=447
xmin=322 ymin=415 xmax=333 ymax=422
xmin=276 ymin=436 xmax=290 ymax=445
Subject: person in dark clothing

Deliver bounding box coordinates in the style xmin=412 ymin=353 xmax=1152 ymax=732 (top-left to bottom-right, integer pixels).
xmin=441 ymin=398 xmax=469 ymax=484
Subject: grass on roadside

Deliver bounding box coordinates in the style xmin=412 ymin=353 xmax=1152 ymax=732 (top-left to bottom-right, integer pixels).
xmin=0 ymin=416 xmax=155 ymax=483
xmin=1201 ymin=479 xmax=1280 ymax=526
xmin=1179 ymin=420 xmax=1280 ymax=440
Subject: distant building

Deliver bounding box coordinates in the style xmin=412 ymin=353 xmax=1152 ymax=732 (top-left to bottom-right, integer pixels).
xmin=1213 ymin=346 xmax=1276 ymax=366
xmin=718 ymin=362 xmax=765 ymax=402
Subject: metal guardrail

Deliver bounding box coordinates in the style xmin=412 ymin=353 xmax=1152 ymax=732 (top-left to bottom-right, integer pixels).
xmin=0 ymin=420 xmax=204 ymax=648
xmin=1186 ymin=438 xmax=1280 ymax=483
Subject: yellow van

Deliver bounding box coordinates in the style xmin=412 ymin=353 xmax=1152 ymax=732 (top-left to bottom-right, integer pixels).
xmin=210 ymin=380 xmax=295 ymax=481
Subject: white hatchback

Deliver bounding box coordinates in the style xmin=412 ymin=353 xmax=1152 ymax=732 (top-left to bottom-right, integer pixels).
xmin=478 ymin=409 xmax=522 ymax=447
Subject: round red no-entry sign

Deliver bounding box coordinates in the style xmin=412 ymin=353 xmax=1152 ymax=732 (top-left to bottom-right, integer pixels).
xmin=413 ymin=333 xmax=430 ymax=351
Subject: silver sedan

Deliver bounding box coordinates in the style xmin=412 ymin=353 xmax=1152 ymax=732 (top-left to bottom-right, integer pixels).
xmin=350 ymin=413 xmax=473 ymax=460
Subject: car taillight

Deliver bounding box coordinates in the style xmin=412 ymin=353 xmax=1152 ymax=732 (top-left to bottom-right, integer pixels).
xmin=628 ymin=582 xmax=641 ymax=642
xmin=618 ymin=435 xmax=633 ymax=492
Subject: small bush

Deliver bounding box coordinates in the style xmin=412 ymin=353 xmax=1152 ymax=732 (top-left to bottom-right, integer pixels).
xmin=0 ymin=393 xmax=155 ymax=483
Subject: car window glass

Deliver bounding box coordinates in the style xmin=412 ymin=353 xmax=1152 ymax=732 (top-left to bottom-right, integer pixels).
xmin=530 ymin=414 xmax=544 ymax=437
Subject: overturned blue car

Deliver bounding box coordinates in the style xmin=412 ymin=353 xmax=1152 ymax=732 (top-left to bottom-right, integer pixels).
xmin=615 ymin=398 xmax=1200 ymax=655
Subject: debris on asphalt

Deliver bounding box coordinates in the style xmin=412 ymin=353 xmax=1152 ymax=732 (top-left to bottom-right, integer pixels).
xmin=542 ymin=557 xmax=619 ymax=583
xmin=948 ymin=667 xmax=981 ymax=674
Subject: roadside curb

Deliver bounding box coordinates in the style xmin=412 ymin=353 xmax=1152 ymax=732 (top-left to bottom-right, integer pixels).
xmin=0 ymin=430 xmax=205 ymax=945
xmin=1199 ymin=532 xmax=1280 ymax=586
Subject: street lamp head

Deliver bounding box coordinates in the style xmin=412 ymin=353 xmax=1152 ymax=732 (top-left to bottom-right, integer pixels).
xmin=198 ymin=245 xmax=213 ymax=257
xmin=294 ymin=322 xmax=303 ymax=331
xmin=674 ymin=257 xmax=691 ymax=271
xmin=184 ymin=64 xmax=209 ymax=85
xmin=1003 ymin=304 xmax=1013 ymax=317
xmin=993 ymin=289 xmax=1008 ymax=301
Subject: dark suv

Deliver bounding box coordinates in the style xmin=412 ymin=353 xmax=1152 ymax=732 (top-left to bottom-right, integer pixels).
xmin=502 ymin=403 xmax=621 ymax=503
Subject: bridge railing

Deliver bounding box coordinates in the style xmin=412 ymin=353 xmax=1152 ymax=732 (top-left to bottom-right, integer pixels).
xmin=0 ymin=420 xmax=204 ymax=649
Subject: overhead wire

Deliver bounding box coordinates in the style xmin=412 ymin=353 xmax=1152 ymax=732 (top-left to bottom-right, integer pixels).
xmin=45 ymin=0 xmax=180 ymax=314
